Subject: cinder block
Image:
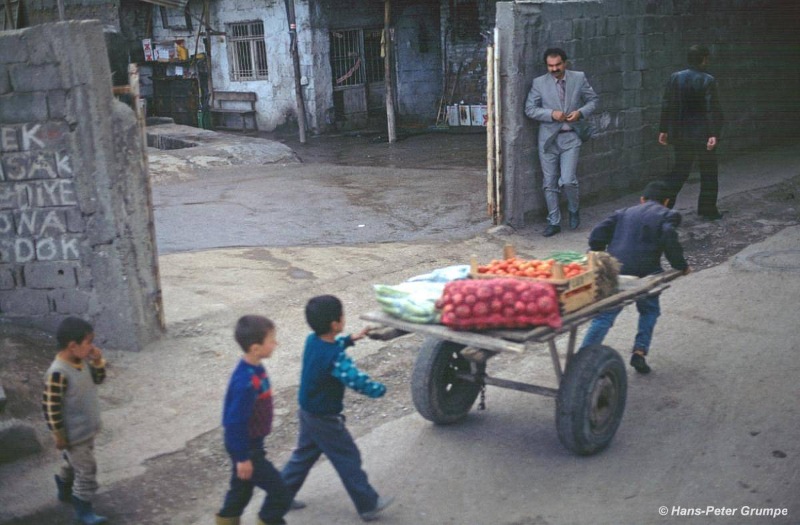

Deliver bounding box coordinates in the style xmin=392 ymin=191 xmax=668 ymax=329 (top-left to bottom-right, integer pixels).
xmin=0 ymin=92 xmax=48 ymax=123
xmin=0 ymin=288 xmax=50 ymax=315
xmin=25 ymin=34 xmax=55 ymax=66
xmin=49 ymin=288 xmax=91 ymax=314
xmin=23 ymin=261 xmax=78 ymax=289
xmin=9 ymin=63 xmax=62 ymax=93
xmin=0 ymin=65 xmax=10 ymax=95
xmin=47 ymin=89 xmax=67 ymax=119
xmin=622 ymin=71 xmax=642 ymax=90
xmin=65 ymin=208 xmax=85 ymax=232
xmin=0 ymin=265 xmax=15 ymax=289
xmin=0 ymin=34 xmax=28 ymax=63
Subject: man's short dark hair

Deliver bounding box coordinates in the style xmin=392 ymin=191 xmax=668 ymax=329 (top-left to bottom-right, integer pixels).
xmin=305 ymin=295 xmax=343 ymax=336
xmin=543 ymin=47 xmax=567 ymax=64
xmin=56 ymin=317 xmax=94 ymax=349
xmin=642 ymin=181 xmax=670 ymax=203
xmin=687 ymin=44 xmax=710 ymax=67
xmin=234 ymin=315 xmax=275 ymax=352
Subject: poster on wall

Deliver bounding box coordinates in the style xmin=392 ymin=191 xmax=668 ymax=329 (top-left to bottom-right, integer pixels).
xmin=142 ymin=38 xmax=153 ymax=61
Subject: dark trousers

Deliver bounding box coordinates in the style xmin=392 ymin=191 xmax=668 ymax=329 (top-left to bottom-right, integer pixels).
xmin=218 ymin=447 xmax=291 ymax=523
xmin=666 ymin=141 xmax=719 ymax=216
xmin=281 ymin=409 xmax=378 ymax=514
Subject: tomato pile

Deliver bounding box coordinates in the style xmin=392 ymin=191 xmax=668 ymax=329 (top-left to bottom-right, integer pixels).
xmin=436 ymin=278 xmax=562 ymax=330
xmin=476 ymin=257 xmax=587 ymax=280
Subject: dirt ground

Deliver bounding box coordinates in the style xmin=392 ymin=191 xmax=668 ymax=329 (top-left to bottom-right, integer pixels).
xmin=0 ymin=130 xmax=798 ymax=523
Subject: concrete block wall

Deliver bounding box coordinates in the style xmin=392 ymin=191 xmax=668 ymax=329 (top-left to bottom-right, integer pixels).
xmin=498 ymin=0 xmax=800 ymax=228
xmin=0 ymin=21 xmax=163 ymax=351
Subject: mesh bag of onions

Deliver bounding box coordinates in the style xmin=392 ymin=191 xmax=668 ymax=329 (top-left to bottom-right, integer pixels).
xmin=436 ymin=278 xmax=562 ymax=331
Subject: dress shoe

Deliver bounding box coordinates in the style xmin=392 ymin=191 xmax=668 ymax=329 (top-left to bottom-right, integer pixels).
xmin=569 ymin=210 xmax=580 ymax=229
xmin=542 ymin=224 xmax=561 ymax=237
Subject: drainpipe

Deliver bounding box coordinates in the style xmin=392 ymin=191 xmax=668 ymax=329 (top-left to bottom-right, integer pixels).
xmin=284 ymin=0 xmax=307 ymax=143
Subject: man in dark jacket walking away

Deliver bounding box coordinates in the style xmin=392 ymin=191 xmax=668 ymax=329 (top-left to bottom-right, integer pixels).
xmin=580 ymin=182 xmax=691 ymax=374
xmin=659 ymin=44 xmax=724 ymax=220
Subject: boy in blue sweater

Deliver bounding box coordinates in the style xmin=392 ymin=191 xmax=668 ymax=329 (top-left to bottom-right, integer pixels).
xmin=581 ymin=181 xmax=691 ymax=373
xmin=216 ymin=315 xmax=291 ymax=525
xmin=281 ymin=295 xmax=394 ymax=522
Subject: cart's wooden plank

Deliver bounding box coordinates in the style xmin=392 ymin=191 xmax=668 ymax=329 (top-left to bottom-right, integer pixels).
xmin=360 ymin=311 xmax=526 ymax=354
xmin=361 ymin=270 xmax=682 ymax=351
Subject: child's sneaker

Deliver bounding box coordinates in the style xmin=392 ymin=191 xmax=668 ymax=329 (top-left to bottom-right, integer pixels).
xmin=630 ymin=353 xmax=651 ymax=374
xmin=360 ymin=495 xmax=395 ymax=522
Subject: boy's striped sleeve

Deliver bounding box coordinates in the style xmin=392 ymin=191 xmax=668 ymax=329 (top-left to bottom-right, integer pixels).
xmin=42 ymin=371 xmax=68 ymax=441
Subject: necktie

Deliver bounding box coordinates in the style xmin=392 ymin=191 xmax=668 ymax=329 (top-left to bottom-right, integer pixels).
xmin=557 ymin=79 xmax=570 ymax=131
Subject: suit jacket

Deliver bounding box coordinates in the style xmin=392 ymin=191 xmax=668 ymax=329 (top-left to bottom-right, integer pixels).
xmin=524 ymin=69 xmax=599 ymax=150
xmin=659 ymin=67 xmax=723 ymax=144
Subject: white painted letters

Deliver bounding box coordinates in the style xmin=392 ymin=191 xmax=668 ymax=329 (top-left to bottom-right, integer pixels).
xmin=21 ymin=124 xmax=44 ymax=150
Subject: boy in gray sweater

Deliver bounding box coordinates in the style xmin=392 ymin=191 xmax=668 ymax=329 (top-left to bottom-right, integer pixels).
xmin=43 ymin=317 xmax=108 ymax=525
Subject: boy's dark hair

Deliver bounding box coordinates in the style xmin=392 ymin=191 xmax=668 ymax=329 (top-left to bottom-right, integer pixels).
xmin=687 ymin=44 xmax=710 ymax=67
xmin=234 ymin=315 xmax=275 ymax=352
xmin=543 ymin=47 xmax=567 ymax=64
xmin=305 ymin=295 xmax=343 ymax=335
xmin=56 ymin=317 xmax=94 ymax=349
xmin=642 ymin=181 xmax=670 ymax=203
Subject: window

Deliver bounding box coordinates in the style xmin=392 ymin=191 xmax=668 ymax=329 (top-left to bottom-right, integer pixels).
xmin=451 ymin=0 xmax=480 ymax=42
xmin=160 ymin=5 xmax=192 ymax=30
xmin=228 ymin=21 xmax=268 ymax=81
xmin=363 ymin=29 xmax=385 ymax=83
xmin=330 ymin=28 xmax=384 ymax=88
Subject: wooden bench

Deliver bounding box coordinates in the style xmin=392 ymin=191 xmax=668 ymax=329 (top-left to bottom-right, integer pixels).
xmin=210 ymin=91 xmax=258 ymax=134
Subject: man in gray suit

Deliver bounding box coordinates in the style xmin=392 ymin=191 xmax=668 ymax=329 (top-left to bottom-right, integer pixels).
xmin=525 ymin=48 xmax=599 ymax=237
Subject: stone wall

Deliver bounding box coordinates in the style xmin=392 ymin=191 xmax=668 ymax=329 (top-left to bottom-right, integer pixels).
xmin=497 ymin=0 xmax=800 ymax=228
xmin=0 ymin=21 xmax=163 ymax=351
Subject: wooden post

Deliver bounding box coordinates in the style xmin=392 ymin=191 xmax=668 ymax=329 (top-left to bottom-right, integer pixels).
xmin=486 ymin=44 xmax=496 ymax=222
xmin=493 ymin=27 xmax=503 ymax=224
xmin=128 ymin=64 xmax=165 ymax=330
xmin=384 ymin=0 xmax=397 ymax=143
xmin=284 ymin=0 xmax=307 ymax=143
xmin=57 ymin=0 xmax=65 ymax=20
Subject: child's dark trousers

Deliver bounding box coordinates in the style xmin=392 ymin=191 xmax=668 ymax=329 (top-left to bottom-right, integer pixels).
xmin=218 ymin=447 xmax=290 ymax=523
xmin=282 ymin=409 xmax=379 ymax=514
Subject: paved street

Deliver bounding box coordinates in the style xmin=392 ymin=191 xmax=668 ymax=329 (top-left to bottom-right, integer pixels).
xmin=1 ymin=132 xmax=799 ymax=525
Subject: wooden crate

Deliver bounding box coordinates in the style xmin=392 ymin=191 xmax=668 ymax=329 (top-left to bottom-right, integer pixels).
xmin=469 ymin=245 xmax=597 ymax=313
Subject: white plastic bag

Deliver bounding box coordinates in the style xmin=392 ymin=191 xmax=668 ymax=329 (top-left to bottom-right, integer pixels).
xmin=373 ymin=282 xmax=445 ymax=324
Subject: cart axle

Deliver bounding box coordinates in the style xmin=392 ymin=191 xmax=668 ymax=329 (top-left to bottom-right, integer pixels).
xmin=455 ymin=372 xmax=558 ymax=398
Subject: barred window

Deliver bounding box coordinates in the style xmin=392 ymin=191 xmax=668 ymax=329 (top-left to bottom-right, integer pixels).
xmin=330 ymin=28 xmax=384 ymax=88
xmin=228 ymin=21 xmax=268 ymax=81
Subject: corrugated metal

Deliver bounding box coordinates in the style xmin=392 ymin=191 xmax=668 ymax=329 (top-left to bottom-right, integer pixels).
xmin=139 ymin=0 xmax=189 ymax=10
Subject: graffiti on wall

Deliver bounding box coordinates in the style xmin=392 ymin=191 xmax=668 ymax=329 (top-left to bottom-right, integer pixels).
xmin=0 ymin=122 xmax=82 ymax=264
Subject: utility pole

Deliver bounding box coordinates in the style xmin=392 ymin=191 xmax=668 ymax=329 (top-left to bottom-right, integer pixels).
xmin=384 ymin=0 xmax=397 ymax=143
xmin=284 ymin=0 xmax=307 ymax=143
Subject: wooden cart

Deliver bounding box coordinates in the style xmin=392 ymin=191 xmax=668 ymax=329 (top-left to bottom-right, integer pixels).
xmin=360 ymin=270 xmax=682 ymax=456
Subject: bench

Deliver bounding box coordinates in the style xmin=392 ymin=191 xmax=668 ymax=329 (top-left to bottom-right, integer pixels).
xmin=210 ymin=91 xmax=258 ymax=134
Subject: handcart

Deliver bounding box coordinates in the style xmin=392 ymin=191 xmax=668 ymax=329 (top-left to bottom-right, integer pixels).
xmin=360 ymin=270 xmax=682 ymax=456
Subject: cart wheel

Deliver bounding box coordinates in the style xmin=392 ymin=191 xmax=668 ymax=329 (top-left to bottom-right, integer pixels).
xmin=556 ymin=344 xmax=627 ymax=455
xmin=411 ymin=337 xmax=481 ymax=425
